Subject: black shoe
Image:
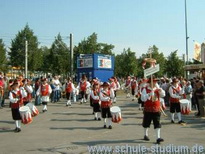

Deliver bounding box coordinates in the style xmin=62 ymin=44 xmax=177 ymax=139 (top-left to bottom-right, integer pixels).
xmin=15 ymin=128 xmax=21 ymax=133
xmin=98 ymin=118 xmax=101 ymax=121
xmin=171 ymin=120 xmax=175 ymax=123
xmin=195 ymin=113 xmax=200 ymax=117
xmin=43 ymin=109 xmax=47 ymax=112
xmin=14 ymin=127 xmax=18 ymax=132
xmin=108 ymin=125 xmax=112 ymax=129
xmin=17 ymin=128 xmax=21 ymax=132
xmin=178 ymin=120 xmax=186 ymax=124
xmin=103 ymin=125 xmax=107 ymax=128
xmin=132 ymin=99 xmax=134 ymax=101
xmin=144 ymin=135 xmax=150 ymax=141
xmin=156 ymin=138 xmax=164 ymax=144
xmin=94 ymin=117 xmax=97 ymax=120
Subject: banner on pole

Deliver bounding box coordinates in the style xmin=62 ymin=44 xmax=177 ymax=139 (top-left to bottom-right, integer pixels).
xmin=144 ymin=64 xmax=160 ymax=77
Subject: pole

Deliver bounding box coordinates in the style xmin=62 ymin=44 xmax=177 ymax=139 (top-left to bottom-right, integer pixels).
xmin=70 ymin=33 xmax=73 ymax=78
xmin=25 ymin=40 xmax=28 ymax=78
xmin=185 ymin=0 xmax=189 ymax=64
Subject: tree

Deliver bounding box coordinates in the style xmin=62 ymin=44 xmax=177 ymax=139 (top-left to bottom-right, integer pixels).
xmin=48 ymin=34 xmax=69 ymax=75
xmin=114 ymin=48 xmax=138 ymax=77
xmin=38 ymin=46 xmax=50 ymax=72
xmin=9 ymin=24 xmax=41 ymax=71
xmin=165 ymin=50 xmax=184 ymax=77
xmin=136 ymin=45 xmax=166 ymax=78
xmin=0 ymin=39 xmax=8 ymax=72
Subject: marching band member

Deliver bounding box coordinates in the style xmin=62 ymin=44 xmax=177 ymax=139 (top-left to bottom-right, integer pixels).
xmin=9 ymin=82 xmax=27 ymax=132
xmin=125 ymin=76 xmax=131 ymax=98
xmin=90 ymin=83 xmax=101 ymax=120
xmin=141 ymin=78 xmax=165 ymax=144
xmin=36 ymin=78 xmax=52 ymax=112
xmin=131 ymin=76 xmax=138 ymax=101
xmin=63 ymin=77 xmax=75 ymax=106
xmin=109 ymin=77 xmax=117 ymax=103
xmin=138 ymin=78 xmax=147 ymax=110
xmin=99 ymin=82 xmax=115 ymax=129
xmin=77 ymin=75 xmax=91 ymax=104
xmin=169 ymin=78 xmax=186 ymax=124
xmin=22 ymin=79 xmax=33 ymax=105
xmin=114 ymin=77 xmax=121 ymax=99
xmin=90 ymin=77 xmax=100 ymax=114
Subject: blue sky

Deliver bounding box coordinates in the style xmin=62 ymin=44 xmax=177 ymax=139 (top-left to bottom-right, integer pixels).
xmin=1 ymin=0 xmax=205 ymax=59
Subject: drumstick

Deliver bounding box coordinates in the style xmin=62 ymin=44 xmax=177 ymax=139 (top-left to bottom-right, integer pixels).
xmin=160 ymin=106 xmax=167 ymax=117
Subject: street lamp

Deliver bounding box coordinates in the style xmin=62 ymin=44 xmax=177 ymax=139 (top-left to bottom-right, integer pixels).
xmin=185 ymin=0 xmax=189 ymax=64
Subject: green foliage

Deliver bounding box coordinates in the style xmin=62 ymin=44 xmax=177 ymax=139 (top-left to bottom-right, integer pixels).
xmin=9 ymin=24 xmax=40 ymax=71
xmin=165 ymin=50 xmax=184 ymax=77
xmin=114 ymin=48 xmax=137 ymax=77
xmin=47 ymin=33 xmax=69 ymax=75
xmin=135 ymin=45 xmax=166 ymax=78
xmin=74 ymin=33 xmax=115 ymax=55
xmin=0 ymin=39 xmax=8 ymax=72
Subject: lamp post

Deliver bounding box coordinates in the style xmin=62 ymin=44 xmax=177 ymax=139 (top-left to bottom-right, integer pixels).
xmin=185 ymin=0 xmax=189 ymax=64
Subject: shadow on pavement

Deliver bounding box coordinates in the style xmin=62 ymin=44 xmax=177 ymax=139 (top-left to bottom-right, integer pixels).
xmin=72 ymin=139 xmax=146 ymax=146
xmin=50 ymin=126 xmax=103 ymax=131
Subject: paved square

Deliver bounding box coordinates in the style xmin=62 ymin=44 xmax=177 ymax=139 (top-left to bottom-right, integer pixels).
xmin=0 ymin=93 xmax=205 ymax=154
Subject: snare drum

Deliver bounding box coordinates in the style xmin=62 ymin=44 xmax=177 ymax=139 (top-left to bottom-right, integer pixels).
xmin=179 ymin=99 xmax=191 ymax=115
xmin=19 ymin=106 xmax=33 ymax=124
xmin=110 ymin=106 xmax=122 ymax=123
xmin=26 ymin=103 xmax=39 ymax=117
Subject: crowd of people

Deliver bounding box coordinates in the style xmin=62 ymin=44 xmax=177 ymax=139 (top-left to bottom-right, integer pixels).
xmin=0 ymin=71 xmax=204 ymax=144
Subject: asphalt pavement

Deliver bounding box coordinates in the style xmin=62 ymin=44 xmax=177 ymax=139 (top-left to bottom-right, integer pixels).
xmin=0 ymin=92 xmax=205 ymax=154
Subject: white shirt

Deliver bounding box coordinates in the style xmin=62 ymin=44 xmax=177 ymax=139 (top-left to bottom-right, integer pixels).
xmin=9 ymin=88 xmax=27 ymax=103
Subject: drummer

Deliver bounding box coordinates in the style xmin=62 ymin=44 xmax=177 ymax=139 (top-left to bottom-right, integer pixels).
xmin=169 ymin=78 xmax=186 ymax=124
xmin=141 ymin=77 xmax=165 ymax=144
xmin=36 ymin=78 xmax=52 ymax=112
xmin=90 ymin=83 xmax=101 ymax=120
xmin=22 ymin=79 xmax=33 ymax=105
xmin=99 ymin=82 xmax=115 ymax=129
xmin=9 ymin=82 xmax=27 ymax=132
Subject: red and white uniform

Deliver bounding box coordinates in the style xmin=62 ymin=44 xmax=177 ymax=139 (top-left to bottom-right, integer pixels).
xmin=99 ymin=89 xmax=115 ymax=108
xmin=9 ymin=88 xmax=27 ymax=109
xmin=131 ymin=79 xmax=138 ymax=95
xmin=90 ymin=89 xmax=100 ymax=104
xmin=169 ymin=85 xmax=184 ymax=103
xmin=115 ymin=80 xmax=121 ymax=90
xmin=24 ymin=85 xmax=33 ymax=103
xmin=64 ymin=82 xmax=75 ymax=93
xmin=141 ymin=86 xmax=165 ymax=112
xmin=36 ymin=84 xmax=52 ymax=102
xmin=110 ymin=81 xmax=117 ymax=91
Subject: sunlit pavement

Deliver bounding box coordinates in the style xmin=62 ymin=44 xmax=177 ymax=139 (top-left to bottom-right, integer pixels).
xmin=0 ymin=92 xmax=205 ymax=154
